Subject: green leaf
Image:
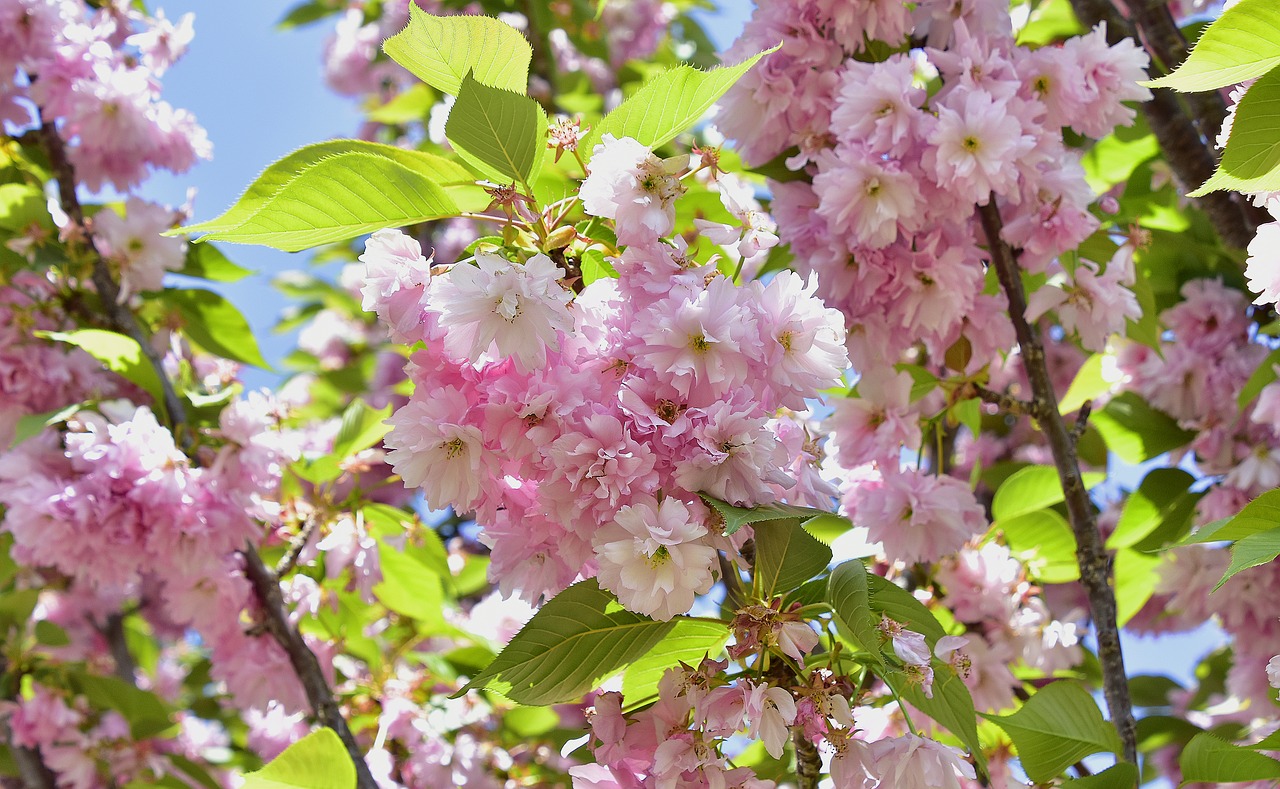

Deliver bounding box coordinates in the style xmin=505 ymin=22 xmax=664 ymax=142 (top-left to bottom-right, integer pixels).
xmin=1238 ymin=348 xmax=1280 ymax=410
xmin=1091 ymin=392 xmax=1195 ymax=463
xmin=242 ymin=728 xmax=356 ymax=789
xmin=991 ymin=509 xmax=1080 ymax=583
xmin=1215 ymin=525 xmax=1280 ymax=590
xmin=177 ymin=242 xmax=252 ymax=282
xmin=460 ymin=579 xmax=677 ymax=705
xmin=1114 ymin=547 xmax=1160 ymax=625
xmin=1058 ymin=762 xmax=1139 ymax=789
xmin=1059 ymin=354 xmax=1112 ymax=415
xmin=1016 ymin=0 xmax=1084 ymax=46
xmin=865 ymin=574 xmax=947 ymax=643
xmin=580 ymin=249 xmax=618 ymax=285
xmin=584 ymin=47 xmax=778 ymax=154
xmin=1180 ymin=732 xmax=1280 ymax=784
xmin=1082 ymin=119 xmax=1159 ymax=194
xmin=1191 ymin=67 xmax=1280 ymax=195
xmin=163 ymin=288 xmax=271 ymax=369
xmin=990 ymin=465 xmax=1104 ymax=522
xmin=752 ymin=518 xmax=832 ymax=598
xmin=1108 ymin=468 xmax=1197 ymax=550
xmin=1146 ymin=0 xmax=1280 ymax=91
xmin=1182 ymin=488 xmax=1280 ymax=544
xmin=36 ymin=330 xmax=166 ymax=415
xmin=367 ymin=83 xmax=438 ymax=125
xmin=67 ymin=672 xmax=174 ymax=740
xmin=9 ymin=403 xmax=82 ymax=449
xmin=983 ymin=681 xmax=1123 ymax=783
xmin=373 ymin=545 xmax=447 ymax=629
xmin=826 ymin=560 xmax=883 ymax=666
xmin=33 ymin=620 xmax=69 ymax=647
xmin=332 ymin=400 xmax=392 ymax=460
xmin=620 ymin=619 xmax=729 ymax=709
xmin=382 ymin=6 xmax=532 ymax=95
xmin=179 ymin=141 xmax=485 ymax=252
xmin=699 ymin=494 xmax=836 ymax=536
xmin=445 ymin=73 xmax=547 ymax=184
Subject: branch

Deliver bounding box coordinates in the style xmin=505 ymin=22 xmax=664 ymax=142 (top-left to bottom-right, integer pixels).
xmin=793 ymin=727 xmax=821 ymax=789
xmin=973 ymin=384 xmax=1045 ymax=420
xmin=275 ymin=517 xmax=321 ymax=577
xmin=1068 ymin=0 xmax=1266 ymax=250
xmin=102 ymin=613 xmax=137 ymax=683
xmin=978 ymin=196 xmax=1137 ymax=764
xmin=34 ymin=117 xmax=189 ymax=430
xmin=240 ymin=545 xmax=379 ymax=789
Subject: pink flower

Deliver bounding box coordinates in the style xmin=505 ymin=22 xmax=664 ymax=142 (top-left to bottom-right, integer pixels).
xmin=753 ymin=271 xmax=849 ymax=410
xmin=581 ymin=134 xmax=685 ymax=245
xmin=426 ymin=251 xmax=572 ymax=373
xmin=813 ymin=146 xmax=924 ymax=249
xmin=675 ymin=398 xmax=795 ymax=507
xmin=846 ymin=467 xmax=985 ymax=564
xmin=94 ymin=197 xmax=186 ymax=300
xmin=383 ymin=387 xmax=497 ymax=512
xmin=359 ymin=228 xmax=432 ymax=343
xmin=878 ymin=615 xmax=931 ymax=666
xmin=928 ymin=88 xmax=1034 ymax=204
xmin=868 ymin=733 xmax=976 ymax=789
xmin=1024 ymin=261 xmax=1140 ymax=351
xmin=593 ymin=495 xmax=718 ymax=620
xmin=743 ymin=682 xmax=797 ymax=759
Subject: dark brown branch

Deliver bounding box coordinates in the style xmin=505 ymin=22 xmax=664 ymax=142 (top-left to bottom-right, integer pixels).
xmin=102 ymin=613 xmax=137 ymax=683
xmin=275 ymin=517 xmax=321 ymax=577
xmin=978 ymin=196 xmax=1137 ymax=765
xmin=1071 ymin=400 xmax=1093 ymax=445
xmin=1068 ymin=0 xmax=1264 ymax=250
xmin=973 ymin=384 xmax=1044 ymax=420
xmin=241 ymin=545 xmax=378 ymax=789
xmin=793 ymin=728 xmax=821 ymax=789
xmin=34 ymin=117 xmax=189 ymax=430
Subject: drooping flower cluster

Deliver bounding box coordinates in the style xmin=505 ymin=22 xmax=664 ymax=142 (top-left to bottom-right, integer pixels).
xmin=366 ymin=142 xmax=848 ymax=612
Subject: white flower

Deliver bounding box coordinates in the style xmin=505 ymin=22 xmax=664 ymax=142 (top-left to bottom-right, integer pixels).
xmin=426 ymin=252 xmax=572 ymax=372
xmin=868 ymin=734 xmax=976 ymax=789
xmin=593 ymin=496 xmax=717 ymax=620
xmin=580 ymin=134 xmax=685 ymax=245
xmin=383 ymin=389 xmax=496 ymax=512
xmin=744 ymin=682 xmax=797 ymax=759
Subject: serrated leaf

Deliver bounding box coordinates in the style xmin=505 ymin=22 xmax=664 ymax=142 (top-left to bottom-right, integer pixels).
xmin=1182 ymin=487 xmax=1280 ymax=544
xmin=445 ymin=73 xmax=547 ymax=184
xmin=620 ymin=619 xmax=729 ymax=709
xmin=1146 ymin=0 xmax=1280 ymax=91
xmin=332 ymin=400 xmax=392 ymax=460
xmin=383 ymin=7 xmax=532 ymax=95
xmin=983 ymin=681 xmax=1123 ymax=783
xmin=242 ymin=729 xmax=355 ymax=789
xmin=584 ymin=47 xmax=778 ymax=154
xmin=1191 ymin=67 xmax=1280 ymax=195
xmin=163 ymin=288 xmax=271 ymax=369
xmin=177 ymin=242 xmax=252 ymax=282
xmin=1215 ymin=526 xmax=1280 ymax=590
xmin=990 ymin=465 xmax=1104 ymax=522
xmin=460 ymin=579 xmax=677 ymax=705
xmin=752 ymin=518 xmax=832 ymax=598
xmin=1058 ymin=762 xmax=1138 ymax=789
xmin=699 ymin=494 xmax=835 ymax=536
xmin=36 ymin=330 xmax=166 ymax=416
xmin=178 ymin=141 xmax=485 ymax=252
xmin=1091 ymin=392 xmax=1195 ymax=464
xmin=1180 ymin=732 xmax=1280 ymax=784
xmin=826 ymin=560 xmax=883 ymax=666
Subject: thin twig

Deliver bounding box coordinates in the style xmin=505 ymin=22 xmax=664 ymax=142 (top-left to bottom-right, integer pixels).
xmin=973 ymin=384 xmax=1044 ymax=420
xmin=978 ymin=196 xmax=1137 ymax=765
xmin=275 ymin=517 xmax=321 ymax=577
xmin=1071 ymin=400 xmax=1093 ymax=446
xmin=240 ymin=545 xmax=378 ymax=789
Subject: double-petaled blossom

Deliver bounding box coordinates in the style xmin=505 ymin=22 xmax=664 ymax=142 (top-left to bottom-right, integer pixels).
xmin=580 ymin=134 xmax=686 ymax=245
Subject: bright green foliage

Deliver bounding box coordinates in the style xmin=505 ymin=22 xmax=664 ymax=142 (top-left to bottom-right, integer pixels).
xmin=1146 ymin=0 xmax=1280 ymax=91
xmin=752 ymin=518 xmax=833 ymax=598
xmin=1108 ymin=469 xmax=1198 ymax=550
xmin=36 ymin=329 xmax=168 ymax=417
xmin=445 ymin=73 xmax=547 ymax=185
xmin=1114 ymin=547 xmax=1160 ymax=625
xmin=863 ymin=574 xmax=948 ymax=643
xmin=1058 ymin=762 xmax=1139 ymax=789
xmin=177 ymin=243 xmax=252 ymax=282
xmin=180 ymin=141 xmax=486 ymax=251
xmin=700 ymin=494 xmax=839 ymax=536
xmin=1185 ymin=488 xmax=1280 ymax=544
xmin=620 ymin=619 xmax=730 ymax=709
xmin=382 ymin=6 xmax=532 ymax=95
xmin=162 ymin=288 xmax=271 ymax=369
xmin=826 ymin=560 xmax=884 ymax=665
xmin=983 ymin=681 xmax=1124 ymax=782
xmin=1215 ymin=526 xmax=1280 ymax=589
xmin=992 ymin=509 xmax=1080 ymax=583
xmin=331 ymin=400 xmax=393 ymax=461
xmin=583 ymin=47 xmax=778 ymax=155
xmin=461 ymin=579 xmax=680 ymax=705
xmin=1192 ymin=67 xmax=1280 ymax=195
xmin=1091 ymin=392 xmax=1196 ymax=463
xmin=241 ymin=729 xmax=356 ymax=789
xmin=990 ymin=465 xmax=1104 ymax=522
xmin=373 ymin=545 xmax=448 ymax=631
xmin=1180 ymin=732 xmax=1280 ymax=783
